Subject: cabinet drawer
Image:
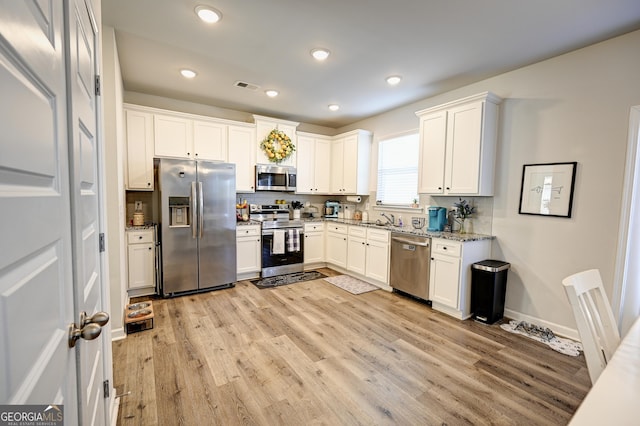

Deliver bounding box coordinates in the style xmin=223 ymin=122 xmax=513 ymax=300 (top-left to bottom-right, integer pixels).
xmin=236 ymin=226 xmax=260 ymax=237
xmin=304 ymin=222 xmax=325 ymax=232
xmin=348 ymin=226 xmax=367 ymax=238
xmin=127 ymin=230 xmax=154 ymax=244
xmin=432 ymin=239 xmax=461 ymax=257
xmin=326 ymin=223 xmax=348 ymax=234
xmin=367 ymin=228 xmax=389 ymax=243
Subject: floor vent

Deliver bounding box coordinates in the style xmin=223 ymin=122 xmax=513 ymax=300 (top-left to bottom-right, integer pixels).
xmin=234 ymin=80 xmax=260 ymax=91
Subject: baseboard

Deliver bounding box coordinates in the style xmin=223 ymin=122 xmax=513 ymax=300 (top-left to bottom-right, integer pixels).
xmin=111 ymin=327 xmax=126 ymax=341
xmin=110 ymin=394 xmax=120 ymax=426
xmin=504 ymin=308 xmax=580 ymax=341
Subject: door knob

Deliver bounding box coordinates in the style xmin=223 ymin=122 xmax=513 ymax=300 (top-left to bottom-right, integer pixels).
xmin=81 ymin=311 xmax=110 ymax=327
xmin=68 ymin=323 xmax=102 ymax=347
xmin=68 ymin=311 xmax=110 ymax=347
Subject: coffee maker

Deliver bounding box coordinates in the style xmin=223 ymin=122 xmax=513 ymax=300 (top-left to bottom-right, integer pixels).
xmin=324 ymin=200 xmax=341 ymax=218
xmin=427 ymin=207 xmax=447 ymax=231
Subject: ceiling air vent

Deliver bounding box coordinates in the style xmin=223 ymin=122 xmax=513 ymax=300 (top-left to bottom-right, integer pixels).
xmin=234 ymin=80 xmax=260 ymax=91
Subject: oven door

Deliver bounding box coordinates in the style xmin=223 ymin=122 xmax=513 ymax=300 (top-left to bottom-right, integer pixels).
xmin=261 ymin=228 xmax=304 ymax=277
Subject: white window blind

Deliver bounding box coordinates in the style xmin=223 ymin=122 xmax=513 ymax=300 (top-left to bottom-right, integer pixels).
xmin=376 ymin=133 xmax=419 ymax=205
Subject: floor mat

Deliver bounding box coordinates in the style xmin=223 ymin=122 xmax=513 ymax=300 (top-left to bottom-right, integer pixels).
xmin=500 ymin=320 xmax=583 ymax=356
xmin=323 ymin=275 xmax=379 ymax=295
xmin=251 ymin=271 xmax=326 ymax=289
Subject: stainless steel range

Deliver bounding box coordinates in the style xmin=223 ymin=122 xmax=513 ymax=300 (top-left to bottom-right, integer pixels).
xmin=250 ymin=204 xmax=304 ymax=278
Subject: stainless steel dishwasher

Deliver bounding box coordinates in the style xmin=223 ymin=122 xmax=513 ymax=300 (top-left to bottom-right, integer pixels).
xmin=390 ymin=233 xmax=431 ymax=301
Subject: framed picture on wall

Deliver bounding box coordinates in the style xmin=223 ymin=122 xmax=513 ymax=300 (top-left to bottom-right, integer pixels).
xmin=518 ymin=162 xmax=577 ymax=218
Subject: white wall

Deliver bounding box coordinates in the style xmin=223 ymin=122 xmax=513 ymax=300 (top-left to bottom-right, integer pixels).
xmin=102 ymin=26 xmax=127 ymax=339
xmin=339 ymin=29 xmax=640 ymax=337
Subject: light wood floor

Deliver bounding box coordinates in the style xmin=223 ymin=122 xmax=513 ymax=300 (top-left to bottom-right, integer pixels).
xmin=113 ymin=268 xmax=591 ymax=425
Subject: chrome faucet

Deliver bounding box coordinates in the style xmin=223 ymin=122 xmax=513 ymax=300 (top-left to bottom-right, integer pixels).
xmin=380 ymin=212 xmax=395 ymax=225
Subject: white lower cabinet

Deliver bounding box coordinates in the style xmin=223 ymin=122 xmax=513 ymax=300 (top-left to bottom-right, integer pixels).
xmin=429 ymin=237 xmax=491 ymax=319
xmin=236 ymin=225 xmax=261 ymax=279
xmin=126 ymin=229 xmax=156 ymax=297
xmin=346 ymin=226 xmax=390 ymax=285
xmin=304 ymin=222 xmax=325 ymax=265
xmin=325 ymin=223 xmax=348 ymax=268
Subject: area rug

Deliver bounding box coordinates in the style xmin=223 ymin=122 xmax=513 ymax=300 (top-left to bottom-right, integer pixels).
xmin=500 ymin=320 xmax=583 ymax=356
xmin=323 ymin=275 xmax=379 ymax=295
xmin=251 ymin=271 xmax=326 ymax=289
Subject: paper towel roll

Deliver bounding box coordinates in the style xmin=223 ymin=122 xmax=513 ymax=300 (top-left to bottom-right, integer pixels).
xmin=345 ymin=195 xmax=362 ymax=203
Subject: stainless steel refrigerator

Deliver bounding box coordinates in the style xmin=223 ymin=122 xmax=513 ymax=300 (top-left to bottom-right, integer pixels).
xmin=158 ymin=158 xmax=237 ymax=296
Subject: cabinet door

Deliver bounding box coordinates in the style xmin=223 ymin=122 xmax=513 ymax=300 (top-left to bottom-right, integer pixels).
xmin=430 ymin=254 xmax=461 ymax=309
xmin=314 ymin=138 xmax=332 ymax=193
xmin=418 ymin=110 xmax=447 ymax=194
xmin=304 ymin=232 xmax=324 ymax=264
xmin=296 ymin=135 xmax=315 ymax=194
xmin=347 ymin=235 xmax=366 ymax=275
xmin=228 ymin=125 xmax=256 ymax=192
xmin=127 ymin=243 xmax=155 ymax=289
xmin=330 ymin=138 xmax=345 ymax=193
xmin=326 ymin=232 xmax=347 ymax=268
xmin=154 ymin=114 xmax=192 ymax=158
xmin=366 ymin=239 xmax=389 ymax=284
xmin=445 ymin=101 xmax=483 ymax=194
xmin=237 ymin=236 xmax=261 ymax=274
xmin=125 ymin=109 xmax=154 ymax=190
xmin=193 ymin=120 xmax=227 ymax=161
xmin=341 ymin=134 xmax=359 ymax=194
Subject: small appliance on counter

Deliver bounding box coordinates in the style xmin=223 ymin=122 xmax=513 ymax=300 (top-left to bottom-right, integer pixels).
xmin=324 ymin=200 xmax=341 ymax=218
xmin=427 ymin=207 xmax=447 ymax=231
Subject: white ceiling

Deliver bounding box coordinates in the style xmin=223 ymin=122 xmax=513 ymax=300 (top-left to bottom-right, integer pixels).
xmin=102 ymin=0 xmax=640 ymax=128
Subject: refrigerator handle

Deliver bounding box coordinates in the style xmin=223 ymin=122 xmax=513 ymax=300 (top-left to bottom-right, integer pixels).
xmin=191 ymin=182 xmax=197 ymax=239
xmin=198 ymin=181 xmax=204 ymax=238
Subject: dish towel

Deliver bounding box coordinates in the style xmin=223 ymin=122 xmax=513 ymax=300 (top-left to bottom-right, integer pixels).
xmin=287 ymin=228 xmax=300 ymax=252
xmin=272 ymin=230 xmax=285 ymax=254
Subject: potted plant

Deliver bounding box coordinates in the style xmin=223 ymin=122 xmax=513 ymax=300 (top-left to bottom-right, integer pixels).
xmin=453 ymin=198 xmax=476 ymax=233
xmin=411 ymin=198 xmax=419 ymax=208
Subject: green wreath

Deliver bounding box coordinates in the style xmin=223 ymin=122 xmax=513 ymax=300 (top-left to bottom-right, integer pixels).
xmin=261 ymin=129 xmax=295 ymax=163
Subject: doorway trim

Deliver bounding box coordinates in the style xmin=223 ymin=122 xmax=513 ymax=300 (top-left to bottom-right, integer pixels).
xmin=613 ymin=105 xmax=640 ymax=335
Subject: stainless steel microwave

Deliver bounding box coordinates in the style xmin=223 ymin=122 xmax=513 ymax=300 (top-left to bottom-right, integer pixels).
xmin=255 ymin=165 xmax=297 ymax=192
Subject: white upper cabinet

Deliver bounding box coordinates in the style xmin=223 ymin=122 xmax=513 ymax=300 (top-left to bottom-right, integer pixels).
xmin=124 ymin=107 xmax=154 ymax=190
xmin=254 ymin=115 xmax=299 ymax=168
xmin=228 ymin=124 xmax=257 ymax=192
xmin=416 ymin=92 xmax=502 ymax=196
xmin=154 ymin=113 xmax=230 ymax=161
xmin=193 ymin=120 xmax=227 ymax=161
xmin=330 ymin=129 xmax=371 ymax=195
xmin=296 ymin=132 xmax=331 ymax=194
xmin=154 ymin=113 xmax=193 ymax=158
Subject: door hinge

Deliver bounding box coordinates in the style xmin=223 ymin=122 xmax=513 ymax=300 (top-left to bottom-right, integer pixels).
xmin=103 ymin=380 xmax=110 ymax=398
xmin=95 ymin=75 xmax=101 ymax=96
xmin=99 ymin=233 xmax=105 ymax=252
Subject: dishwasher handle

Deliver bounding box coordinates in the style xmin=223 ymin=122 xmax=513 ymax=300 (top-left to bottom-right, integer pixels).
xmin=391 ymin=236 xmax=430 ymax=247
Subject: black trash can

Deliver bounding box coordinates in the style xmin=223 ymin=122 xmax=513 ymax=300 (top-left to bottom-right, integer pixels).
xmin=471 ymin=260 xmax=510 ymax=324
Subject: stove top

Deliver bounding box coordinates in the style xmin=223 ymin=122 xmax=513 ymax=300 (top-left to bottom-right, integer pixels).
xmin=249 ymin=204 xmax=303 ymax=229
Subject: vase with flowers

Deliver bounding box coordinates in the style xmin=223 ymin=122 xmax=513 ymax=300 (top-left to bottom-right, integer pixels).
xmin=453 ymin=198 xmax=476 ymax=234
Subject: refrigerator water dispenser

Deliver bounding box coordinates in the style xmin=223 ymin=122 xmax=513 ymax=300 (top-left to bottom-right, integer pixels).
xmin=169 ymin=196 xmax=190 ymax=227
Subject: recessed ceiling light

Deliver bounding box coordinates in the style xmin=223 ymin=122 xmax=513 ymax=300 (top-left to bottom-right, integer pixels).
xmin=328 ymin=104 xmax=340 ymax=111
xmin=180 ymin=69 xmax=197 ymax=79
xmin=265 ymin=89 xmax=279 ymax=98
xmin=386 ymin=75 xmax=402 ymax=85
xmin=195 ymin=5 xmax=222 ymax=23
xmin=311 ymin=48 xmax=330 ymax=61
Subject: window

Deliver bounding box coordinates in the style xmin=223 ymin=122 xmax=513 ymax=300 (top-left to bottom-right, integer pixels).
xmin=376 ymin=133 xmax=419 ymax=205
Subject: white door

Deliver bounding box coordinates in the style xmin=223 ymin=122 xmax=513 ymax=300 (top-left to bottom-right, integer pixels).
xmin=66 ymin=0 xmax=110 ymax=424
xmin=0 ymin=0 xmax=78 ymax=418
xmin=0 ymin=1 xmax=109 ymax=424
